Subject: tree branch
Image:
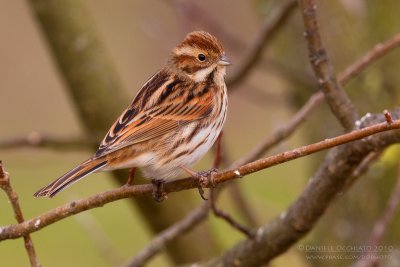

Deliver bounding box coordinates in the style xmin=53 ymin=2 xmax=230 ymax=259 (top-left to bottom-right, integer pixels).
xmin=203 ymin=110 xmax=400 ymax=266
xmin=339 ymin=34 xmax=400 ymax=85
xmin=234 ymin=32 xmax=400 ymax=167
xmin=0 ymin=161 xmax=40 ymax=267
xmin=298 ymin=0 xmax=359 ymax=131
xmin=227 ymin=0 xmax=297 ymax=87
xmin=0 ymin=132 xmax=93 ymax=151
xmin=1 ymin=111 xmax=399 ymax=242
xmin=124 ymin=203 xmax=210 ymax=267
xmin=354 ymin=163 xmax=400 ymax=267
xmin=232 ymin=92 xmax=322 ymax=167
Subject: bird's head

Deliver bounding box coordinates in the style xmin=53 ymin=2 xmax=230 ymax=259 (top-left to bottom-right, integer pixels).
xmin=171 ymin=31 xmax=231 ymax=82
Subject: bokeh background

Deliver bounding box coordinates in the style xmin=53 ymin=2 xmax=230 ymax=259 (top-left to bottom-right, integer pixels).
xmin=1 ymin=1 xmax=400 ymax=266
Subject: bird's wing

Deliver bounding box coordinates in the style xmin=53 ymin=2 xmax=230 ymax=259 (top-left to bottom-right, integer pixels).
xmin=94 ymin=70 xmax=214 ymax=158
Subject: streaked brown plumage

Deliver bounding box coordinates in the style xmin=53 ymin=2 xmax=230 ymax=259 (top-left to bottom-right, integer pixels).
xmin=34 ymin=31 xmax=230 ymax=198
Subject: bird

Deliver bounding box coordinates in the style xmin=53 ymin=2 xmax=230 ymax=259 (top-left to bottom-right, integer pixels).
xmin=34 ymin=31 xmax=230 ymax=199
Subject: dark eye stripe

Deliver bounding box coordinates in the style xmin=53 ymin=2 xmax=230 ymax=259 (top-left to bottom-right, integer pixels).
xmin=182 ymin=64 xmax=203 ymax=74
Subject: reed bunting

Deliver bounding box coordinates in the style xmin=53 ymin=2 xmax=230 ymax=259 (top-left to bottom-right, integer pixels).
xmin=34 ymin=31 xmax=230 ymax=199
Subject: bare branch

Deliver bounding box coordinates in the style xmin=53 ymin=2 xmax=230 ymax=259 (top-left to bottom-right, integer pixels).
xmin=0 ymin=161 xmax=41 ymax=267
xmin=1 ymin=112 xmax=400 ymax=242
xmin=209 ymin=188 xmax=254 ymax=238
xmin=343 ymin=151 xmax=383 ymax=192
xmin=234 ymin=32 xmax=400 ymax=167
xmin=124 ymin=204 xmax=210 ymax=267
xmin=298 ymin=0 xmax=358 ymax=131
xmin=233 ymin=92 xmax=323 ymax=167
xmin=354 ymin=163 xmax=400 ymax=267
xmin=339 ymin=34 xmax=400 ymax=84
xmin=74 ymin=212 xmax=124 ymax=266
xmin=227 ymin=182 xmax=260 ymax=227
xmin=0 ymin=132 xmax=93 ymax=151
xmin=169 ymin=0 xmax=244 ymax=52
xmin=227 ymin=0 xmax=297 ymax=87
xmin=203 ymin=111 xmax=400 ymax=266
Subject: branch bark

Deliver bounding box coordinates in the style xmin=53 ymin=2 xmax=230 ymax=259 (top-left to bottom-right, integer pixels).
xmin=0 ymin=162 xmax=40 ymax=267
xmin=227 ymin=0 xmax=297 ymax=87
xmin=232 ymin=32 xmax=400 ymax=167
xmin=203 ymin=110 xmax=400 ymax=267
xmin=1 ymin=110 xmax=399 ymax=242
xmin=299 ymin=0 xmax=359 ymax=131
xmin=124 ymin=204 xmax=210 ymax=267
xmin=354 ymin=163 xmax=400 ymax=267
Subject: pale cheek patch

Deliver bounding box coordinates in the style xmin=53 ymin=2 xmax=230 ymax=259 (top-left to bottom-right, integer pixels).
xmin=190 ymin=65 xmax=215 ymax=83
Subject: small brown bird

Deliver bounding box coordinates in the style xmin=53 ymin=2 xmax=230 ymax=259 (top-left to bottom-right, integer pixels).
xmin=34 ymin=31 xmax=230 ymax=198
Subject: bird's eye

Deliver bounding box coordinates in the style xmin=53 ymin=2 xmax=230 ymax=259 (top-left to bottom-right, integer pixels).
xmin=197 ymin=54 xmax=206 ymax=61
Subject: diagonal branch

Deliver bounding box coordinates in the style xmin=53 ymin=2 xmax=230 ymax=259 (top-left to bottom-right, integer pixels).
xmin=339 ymin=33 xmax=400 ymax=85
xmin=298 ymin=0 xmax=359 ymax=131
xmin=203 ymin=111 xmax=400 ymax=267
xmin=124 ymin=203 xmax=210 ymax=267
xmin=235 ymin=33 xmax=400 ymax=166
xmin=1 ymin=111 xmax=399 ymax=242
xmin=354 ymin=163 xmax=400 ymax=267
xmin=227 ymin=0 xmax=297 ymax=87
xmin=0 ymin=161 xmax=41 ymax=267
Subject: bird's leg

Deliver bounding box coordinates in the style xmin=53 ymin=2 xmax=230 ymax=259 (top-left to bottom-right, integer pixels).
xmin=180 ymin=166 xmax=218 ymax=200
xmin=125 ymin=167 xmax=136 ymax=186
xmin=151 ymin=180 xmax=167 ymax=202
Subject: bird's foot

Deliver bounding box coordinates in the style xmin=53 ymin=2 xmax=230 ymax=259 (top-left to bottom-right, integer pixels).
xmin=180 ymin=166 xmax=218 ymax=200
xmin=151 ymin=180 xmax=167 ymax=202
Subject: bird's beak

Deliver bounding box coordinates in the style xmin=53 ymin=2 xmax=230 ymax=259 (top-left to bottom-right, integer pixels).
xmin=218 ymin=54 xmax=231 ymax=66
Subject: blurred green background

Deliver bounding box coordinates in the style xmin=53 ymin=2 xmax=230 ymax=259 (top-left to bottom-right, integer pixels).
xmin=1 ymin=1 xmax=400 ymax=266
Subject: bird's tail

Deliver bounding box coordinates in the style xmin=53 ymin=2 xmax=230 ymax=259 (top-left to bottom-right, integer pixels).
xmin=34 ymin=158 xmax=107 ymax=198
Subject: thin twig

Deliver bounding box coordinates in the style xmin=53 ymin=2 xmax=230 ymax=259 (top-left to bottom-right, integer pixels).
xmin=169 ymin=0 xmax=244 ymax=52
xmin=227 ymin=0 xmax=297 ymax=87
xmin=227 ymin=182 xmax=260 ymax=227
xmin=74 ymin=212 xmax=124 ymax=266
xmin=124 ymin=204 xmax=210 ymax=267
xmin=213 ymin=132 xmax=223 ymax=169
xmin=1 ymin=114 xmax=399 ymax=242
xmin=0 ymin=132 xmax=93 ymax=151
xmin=215 ymin=117 xmax=400 ymax=184
xmin=368 ymin=163 xmax=400 ymax=255
xmin=234 ymin=32 xmax=400 ymax=166
xmin=209 ymin=188 xmax=255 ymax=238
xmin=219 ymin=135 xmax=261 ymax=227
xmin=211 ymin=132 xmax=254 ymax=237
xmin=0 ymin=161 xmax=41 ymax=267
xmin=354 ymin=163 xmax=400 ymax=267
xmin=210 ymin=131 xmax=255 ymax=238
xmin=202 ymin=113 xmax=400 ymax=267
xmin=338 ymin=34 xmax=400 ymax=84
xmin=298 ymin=0 xmax=358 ymax=131
xmin=343 ymin=151 xmax=383 ymax=192
xmin=233 ymin=92 xmax=323 ymax=167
